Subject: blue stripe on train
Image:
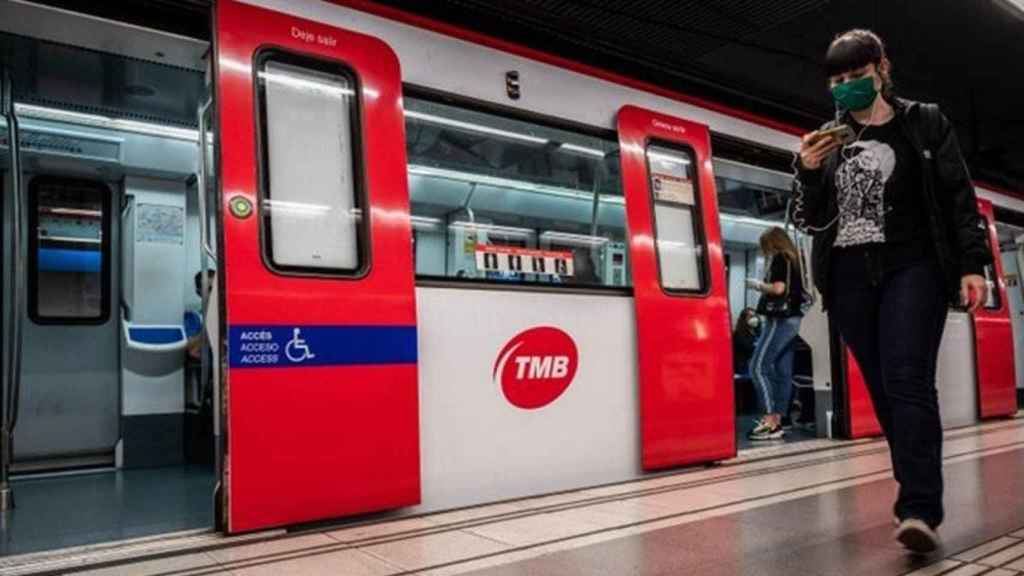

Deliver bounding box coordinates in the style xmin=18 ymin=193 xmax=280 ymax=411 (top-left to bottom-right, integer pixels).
xmin=228 ymin=325 xmax=418 ymax=369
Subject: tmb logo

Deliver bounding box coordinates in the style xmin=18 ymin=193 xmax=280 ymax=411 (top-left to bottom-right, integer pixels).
xmin=493 ymin=327 xmax=578 ymax=410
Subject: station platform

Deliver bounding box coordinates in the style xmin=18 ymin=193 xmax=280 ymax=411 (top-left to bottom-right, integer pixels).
xmin=5 ymin=416 xmax=1024 ymax=576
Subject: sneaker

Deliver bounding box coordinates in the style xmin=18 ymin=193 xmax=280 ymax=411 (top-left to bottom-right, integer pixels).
xmin=748 ymin=421 xmax=784 ymax=441
xmin=894 ymin=518 xmax=939 ymax=554
xmin=781 ymin=416 xmax=793 ymax=430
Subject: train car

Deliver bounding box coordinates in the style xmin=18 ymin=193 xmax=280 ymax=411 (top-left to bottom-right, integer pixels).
xmin=0 ymin=0 xmax=1021 ymax=551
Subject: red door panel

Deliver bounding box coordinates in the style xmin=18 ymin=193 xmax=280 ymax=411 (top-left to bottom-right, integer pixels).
xmin=617 ymin=106 xmax=734 ymax=470
xmin=974 ymin=199 xmax=1016 ymax=419
xmin=215 ymin=0 xmax=419 ymax=532
xmin=846 ymin=347 xmax=883 ymax=439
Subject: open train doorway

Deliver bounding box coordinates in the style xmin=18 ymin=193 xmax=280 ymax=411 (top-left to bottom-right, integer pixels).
xmin=0 ymin=1 xmax=217 ymax=555
xmin=993 ymin=212 xmax=1024 ymax=408
xmin=713 ymin=154 xmax=833 ymax=451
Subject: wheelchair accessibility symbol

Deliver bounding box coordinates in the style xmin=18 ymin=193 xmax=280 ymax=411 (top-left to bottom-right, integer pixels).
xmin=285 ymin=327 xmax=316 ymax=363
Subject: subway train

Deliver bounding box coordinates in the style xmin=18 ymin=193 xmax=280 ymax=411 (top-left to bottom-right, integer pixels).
xmin=0 ymin=0 xmax=1022 ymax=544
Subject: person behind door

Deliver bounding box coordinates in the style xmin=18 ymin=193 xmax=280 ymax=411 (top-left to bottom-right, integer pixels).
xmin=792 ymin=29 xmax=991 ymax=553
xmin=732 ymin=307 xmax=760 ymax=377
xmin=746 ymin=227 xmax=805 ymax=442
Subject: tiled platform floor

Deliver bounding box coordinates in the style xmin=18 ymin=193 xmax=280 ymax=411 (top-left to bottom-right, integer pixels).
xmin=7 ymin=418 xmax=1024 ymax=576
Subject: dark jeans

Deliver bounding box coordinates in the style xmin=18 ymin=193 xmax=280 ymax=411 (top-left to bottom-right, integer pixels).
xmin=831 ymin=254 xmax=948 ymax=528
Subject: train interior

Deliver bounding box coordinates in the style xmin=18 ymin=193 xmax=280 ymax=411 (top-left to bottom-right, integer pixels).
xmin=0 ymin=3 xmax=216 ymax=555
xmin=996 ymin=218 xmax=1024 ymax=404
xmin=715 ymin=162 xmax=825 ymax=449
xmin=0 ymin=0 xmax=1023 ymax=558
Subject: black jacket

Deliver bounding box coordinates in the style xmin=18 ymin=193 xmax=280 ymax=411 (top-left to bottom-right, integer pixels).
xmin=790 ymin=98 xmax=992 ymax=309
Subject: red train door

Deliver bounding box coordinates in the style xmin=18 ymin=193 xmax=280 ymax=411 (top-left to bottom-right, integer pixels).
xmin=841 ymin=198 xmax=1016 ymax=439
xmin=214 ymin=1 xmax=419 ymax=532
xmin=617 ymin=106 xmax=734 ymax=470
xmin=974 ymin=198 xmax=1017 ymax=418
xmin=843 ymin=348 xmax=882 ymax=439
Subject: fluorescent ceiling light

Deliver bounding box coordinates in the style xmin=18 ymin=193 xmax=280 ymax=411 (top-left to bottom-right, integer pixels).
xmin=258 ymin=71 xmax=354 ymax=98
xmin=448 ymin=221 xmax=534 ymax=238
xmin=539 ymin=231 xmax=610 ymax=247
xmin=262 ymin=199 xmax=333 ymax=216
xmin=405 ymin=110 xmax=548 ymax=145
xmin=408 ymin=164 xmax=626 ymax=205
xmin=559 ymin=143 xmax=607 ymax=158
xmin=410 ymin=215 xmax=442 ymax=230
xmin=647 ymin=151 xmax=691 ymax=166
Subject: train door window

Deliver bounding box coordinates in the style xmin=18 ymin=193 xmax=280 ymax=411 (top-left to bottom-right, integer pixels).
xmin=404 ymin=96 xmax=628 ymax=288
xmin=256 ymin=52 xmax=364 ymax=274
xmin=646 ymin=144 xmax=707 ymax=292
xmin=28 ymin=177 xmax=111 ymax=323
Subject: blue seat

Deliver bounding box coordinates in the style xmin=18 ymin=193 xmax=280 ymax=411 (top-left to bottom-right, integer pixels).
xmin=184 ymin=311 xmax=202 ymax=338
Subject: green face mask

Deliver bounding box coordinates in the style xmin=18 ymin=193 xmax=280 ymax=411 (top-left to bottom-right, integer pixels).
xmin=831 ymin=76 xmax=878 ymax=111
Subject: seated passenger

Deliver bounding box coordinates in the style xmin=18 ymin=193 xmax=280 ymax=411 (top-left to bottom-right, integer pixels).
xmin=569 ymin=249 xmax=600 ymax=285
xmin=732 ymin=307 xmax=760 ymax=376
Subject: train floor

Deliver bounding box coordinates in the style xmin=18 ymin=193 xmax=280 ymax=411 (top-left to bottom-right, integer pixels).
xmin=0 ymin=464 xmax=215 ymax=557
xmin=6 ymin=415 xmax=1023 ymax=576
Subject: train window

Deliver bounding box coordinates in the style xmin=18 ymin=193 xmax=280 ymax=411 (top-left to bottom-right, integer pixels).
xmin=256 ymin=53 xmax=364 ymax=274
xmin=646 ymin=143 xmax=707 ymax=293
xmin=713 ymin=159 xmax=793 ymax=221
xmin=28 ymin=177 xmax=111 ymax=324
xmin=404 ymin=96 xmax=629 ymax=288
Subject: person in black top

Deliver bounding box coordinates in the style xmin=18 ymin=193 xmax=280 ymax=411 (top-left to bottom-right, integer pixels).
xmin=745 ymin=227 xmax=805 ymax=441
xmin=792 ymin=29 xmax=991 ymax=553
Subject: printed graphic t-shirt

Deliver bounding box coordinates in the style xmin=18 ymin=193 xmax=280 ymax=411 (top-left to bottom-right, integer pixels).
xmin=832 ymin=118 xmax=931 ymax=270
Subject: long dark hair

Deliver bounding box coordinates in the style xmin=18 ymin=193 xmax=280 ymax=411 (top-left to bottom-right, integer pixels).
xmin=825 ymin=29 xmax=895 ymax=101
xmin=759 ymin=227 xmax=800 ymax=267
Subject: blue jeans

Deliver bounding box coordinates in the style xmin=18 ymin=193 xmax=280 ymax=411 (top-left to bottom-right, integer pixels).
xmin=831 ymin=255 xmax=947 ymax=528
xmin=750 ymin=315 xmax=802 ymax=416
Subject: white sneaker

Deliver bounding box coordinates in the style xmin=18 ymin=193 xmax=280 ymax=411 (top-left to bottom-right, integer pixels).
xmin=894 ymin=518 xmax=939 ymax=554
xmin=748 ymin=420 xmax=784 ymax=441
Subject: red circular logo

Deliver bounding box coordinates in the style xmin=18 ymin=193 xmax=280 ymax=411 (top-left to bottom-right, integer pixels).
xmin=493 ymin=327 xmax=578 ymax=410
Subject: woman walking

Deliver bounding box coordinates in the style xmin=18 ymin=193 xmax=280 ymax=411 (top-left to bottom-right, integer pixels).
xmin=792 ymin=29 xmax=991 ymax=553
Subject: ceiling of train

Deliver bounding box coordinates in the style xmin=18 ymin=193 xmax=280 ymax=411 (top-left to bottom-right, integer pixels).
xmin=16 ymin=0 xmax=1024 ymax=192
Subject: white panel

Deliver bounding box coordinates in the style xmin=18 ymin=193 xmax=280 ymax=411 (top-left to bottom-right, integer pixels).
xmin=128 ymin=177 xmax=186 ymax=324
xmin=414 ymin=287 xmax=641 ymax=512
xmin=654 ymin=204 xmax=702 ymax=290
xmin=726 ymin=249 xmax=748 ymax=322
xmin=1001 ymin=250 xmax=1024 ymax=390
xmin=122 ymin=176 xmax=187 ymax=416
xmin=936 ymin=312 xmax=978 ymax=429
xmin=796 ymin=236 xmax=832 ymax=395
xmin=263 ymin=61 xmax=359 ymax=270
xmin=241 ymin=0 xmax=799 ymax=152
xmin=414 ymin=229 xmax=446 ymax=276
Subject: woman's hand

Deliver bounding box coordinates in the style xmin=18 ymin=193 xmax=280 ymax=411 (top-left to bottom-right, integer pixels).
xmin=961 ymin=274 xmax=988 ymax=312
xmin=745 ymin=278 xmax=766 ymax=292
xmin=799 ymin=132 xmax=842 ymax=170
